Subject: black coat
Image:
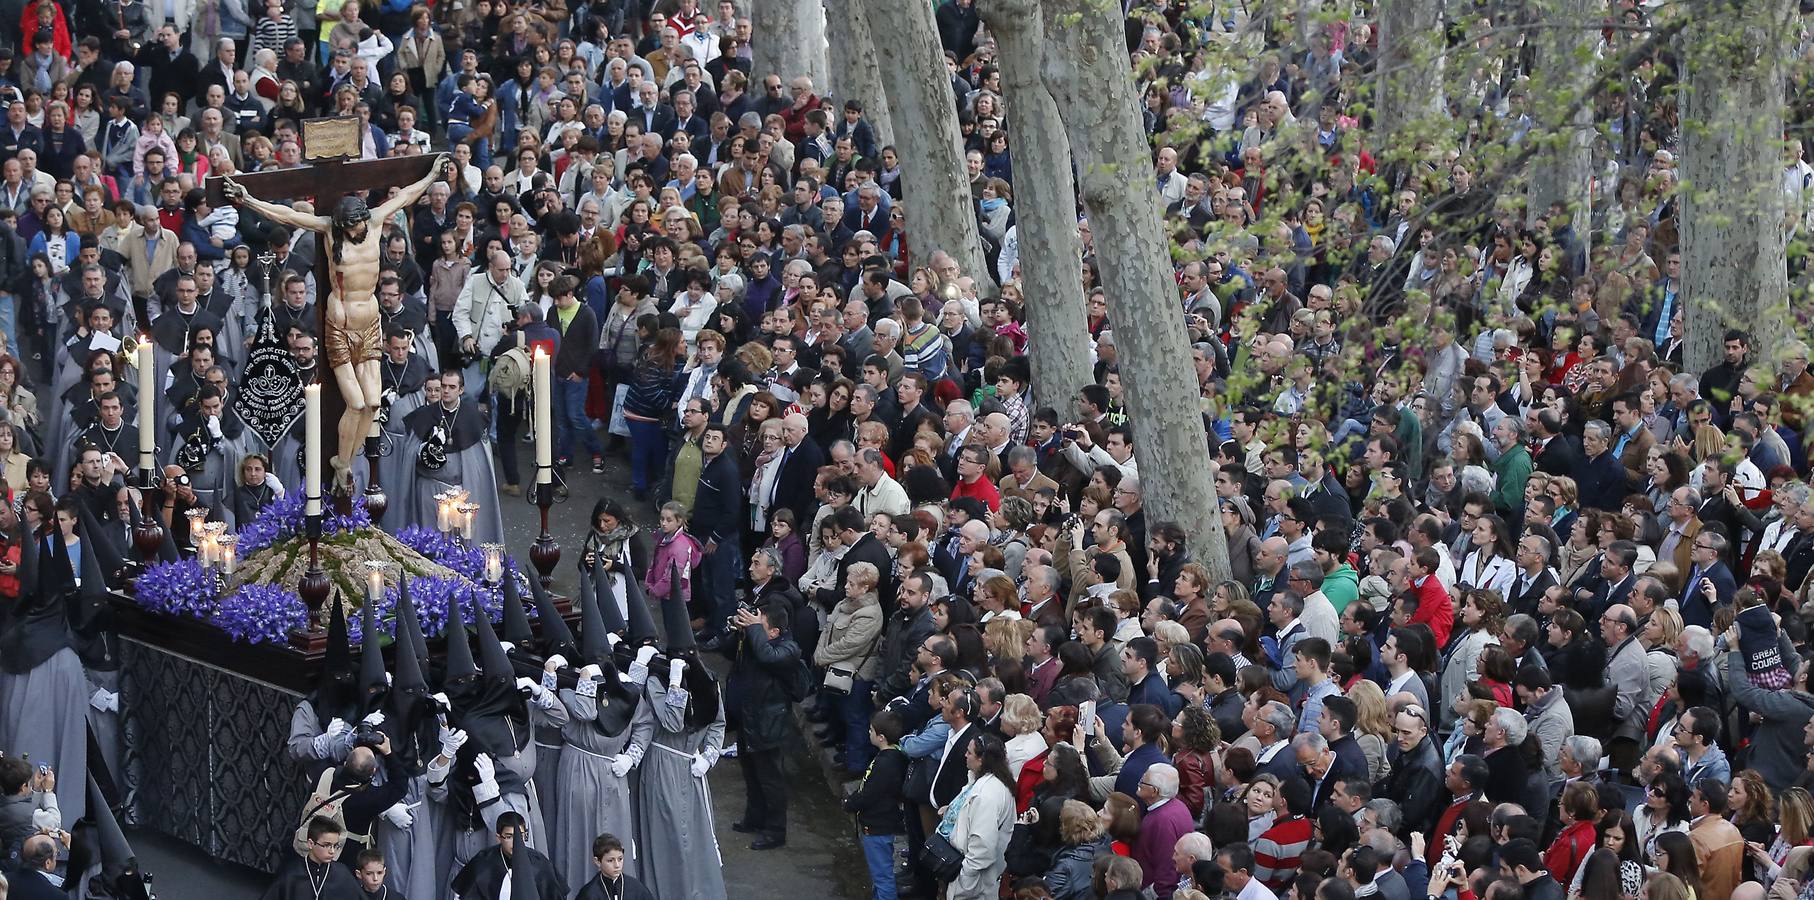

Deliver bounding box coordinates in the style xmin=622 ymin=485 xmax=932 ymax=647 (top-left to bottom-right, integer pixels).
xmin=930 ymin=722 xmax=982 ymax=808
xmin=690 ymin=451 xmax=742 ymax=543
xmin=1482 ymin=745 xmax=1528 ymax=804
xmin=727 ymin=623 xmax=801 ymax=751
xmin=823 ymin=532 xmax=894 ymax=614
xmin=550 ymin=303 xmax=598 ymax=380
xmin=874 ymin=604 xmax=936 ymax=704
xmin=771 ymin=437 xmax=826 ymax=528
xmin=1379 ymin=737 xmax=1444 ymax=838
xmin=754 ymin=576 xmax=816 ymax=662
xmin=1533 ymin=435 xmax=1583 ymax=477
xmin=843 ymin=745 xmax=908 ymax=833
xmin=574 ymin=874 xmax=656 ymax=900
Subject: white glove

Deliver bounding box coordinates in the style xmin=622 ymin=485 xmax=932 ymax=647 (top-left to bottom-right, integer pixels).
xmin=326 ymin=718 xmax=352 ymax=737
xmin=669 ymin=658 xmax=687 ymax=690
xmin=606 ymin=633 xmax=622 ymax=649
xmin=515 ymin=676 xmax=540 ymax=696
xmin=207 ymin=415 xmax=222 ymax=439
xmin=635 ymin=646 xmax=658 ymax=667
xmin=609 ymin=754 xmax=635 ymax=778
xmin=544 ymin=653 xmax=570 ymax=672
xmin=630 ymin=645 xmax=657 ymax=684
xmin=690 ymin=752 xmax=710 ymax=778
xmin=361 ymin=711 xmax=385 ymax=727
xmin=471 ymin=753 xmax=500 ymax=804
xmin=579 ymin=663 xmax=603 ymax=679
xmin=430 ymin=692 xmax=451 ymax=712
xmin=499 ymin=641 xmax=515 ymax=655
xmin=439 ymin=727 xmax=468 ymax=759
xmin=89 ymin=688 xmax=119 ymax=713
xmin=381 ymin=802 xmax=414 ymax=830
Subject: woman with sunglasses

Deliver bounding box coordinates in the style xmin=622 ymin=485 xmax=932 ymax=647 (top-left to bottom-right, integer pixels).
xmin=1637 ymin=773 xmax=1690 ymax=863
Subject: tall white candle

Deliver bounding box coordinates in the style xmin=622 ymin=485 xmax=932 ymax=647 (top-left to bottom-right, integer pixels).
xmin=137 ymin=336 xmax=155 ymax=470
xmin=304 ymin=383 xmax=322 ymax=516
xmin=533 ymin=346 xmax=552 ymax=483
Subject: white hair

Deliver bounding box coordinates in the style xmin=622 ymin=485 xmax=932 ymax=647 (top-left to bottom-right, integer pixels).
xmin=1145 ymin=763 xmax=1179 ymax=799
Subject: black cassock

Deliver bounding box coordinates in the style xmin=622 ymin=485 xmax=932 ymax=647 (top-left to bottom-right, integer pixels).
xmin=258 ymin=858 xmax=362 ymax=900
xmin=574 ymin=873 xmax=657 ymax=900
xmin=402 ymin=398 xmax=503 ymax=542
xmin=450 ymin=846 xmax=567 ymax=900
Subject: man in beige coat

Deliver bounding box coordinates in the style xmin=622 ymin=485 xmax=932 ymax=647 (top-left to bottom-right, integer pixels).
xmin=122 ymin=207 xmax=177 ymax=301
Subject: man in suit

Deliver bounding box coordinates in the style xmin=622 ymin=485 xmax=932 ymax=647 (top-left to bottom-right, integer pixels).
xmin=1659 ymin=486 xmax=1706 ymax=574
xmin=841 ymin=182 xmax=892 ymax=244
xmin=1576 ymin=420 xmax=1628 ymax=511
xmin=1509 ymin=533 xmax=1559 ymax=617
xmin=1678 ymin=531 xmax=1736 ymax=629
xmin=1610 ymin=393 xmax=1656 ymax=489
xmin=1110 ymin=704 xmax=1172 ymax=797
xmin=929 ymin=686 xmax=984 ymax=811
xmin=771 ymin=413 xmax=826 ymax=527
xmin=997 ymin=445 xmax=1058 ymax=505
xmin=1580 ymin=540 xmax=1638 ymax=625
xmin=1251 ymin=700 xmax=1303 ymax=784
xmin=822 ymin=505 xmax=895 ymax=615
xmin=9 ymin=834 xmax=67 ymax=900
xmin=1530 ymin=409 xmax=1581 ymax=477
xmin=1297 ymin=729 xmax=1363 ymax=811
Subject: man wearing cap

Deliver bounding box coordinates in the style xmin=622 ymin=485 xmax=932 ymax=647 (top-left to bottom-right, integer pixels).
xmin=224 ymin=154 xmax=447 ymax=490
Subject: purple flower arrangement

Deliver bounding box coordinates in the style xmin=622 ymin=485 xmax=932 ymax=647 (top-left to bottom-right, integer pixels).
xmin=132 ymin=494 xmax=517 ymax=646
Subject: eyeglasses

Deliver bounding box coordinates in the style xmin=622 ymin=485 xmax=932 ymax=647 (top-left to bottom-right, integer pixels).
xmin=1401 ymin=706 xmax=1429 ymax=724
xmin=310 ymin=838 xmax=343 ymax=849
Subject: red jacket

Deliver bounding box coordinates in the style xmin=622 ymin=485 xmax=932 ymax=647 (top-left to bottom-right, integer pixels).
xmin=1412 ymin=574 xmax=1455 ymax=648
xmin=1544 ymin=820 xmax=1597 ymax=886
xmin=949 ymin=475 xmax=1001 ymax=512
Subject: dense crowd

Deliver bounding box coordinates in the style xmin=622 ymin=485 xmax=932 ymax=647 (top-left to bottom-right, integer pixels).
xmin=0 ymin=0 xmax=1813 ymax=899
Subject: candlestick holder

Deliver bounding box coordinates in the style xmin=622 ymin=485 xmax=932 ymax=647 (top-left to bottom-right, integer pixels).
xmin=131 ymin=467 xmax=165 ymax=562
xmin=298 ymin=509 xmax=330 ymax=631
xmin=530 ymin=469 xmax=560 ymax=590
xmin=363 ymin=430 xmax=387 ymax=524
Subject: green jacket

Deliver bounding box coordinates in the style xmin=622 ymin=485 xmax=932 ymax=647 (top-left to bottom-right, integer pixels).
xmin=1322 ymin=563 xmax=1359 ymax=614
xmin=1491 ymin=444 xmax=1533 ymax=515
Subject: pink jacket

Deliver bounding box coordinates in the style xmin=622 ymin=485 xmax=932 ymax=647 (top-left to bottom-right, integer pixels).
xmin=646 ymin=529 xmax=702 ymax=602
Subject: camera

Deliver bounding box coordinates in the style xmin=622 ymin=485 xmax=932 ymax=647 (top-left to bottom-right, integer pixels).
xmin=351 ymin=721 xmax=387 ymax=750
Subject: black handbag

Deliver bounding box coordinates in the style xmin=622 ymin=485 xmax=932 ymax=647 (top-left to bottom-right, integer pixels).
xmin=922 ymin=831 xmax=964 ymax=882
xmin=903 ymin=754 xmax=936 ymax=804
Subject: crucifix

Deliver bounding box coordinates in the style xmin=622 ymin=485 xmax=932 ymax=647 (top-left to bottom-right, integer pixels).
xmin=204 ymin=117 xmax=445 ymax=508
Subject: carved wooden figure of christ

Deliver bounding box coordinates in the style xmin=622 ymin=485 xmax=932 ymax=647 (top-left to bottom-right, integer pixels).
xmin=208 ymin=150 xmax=446 ymax=496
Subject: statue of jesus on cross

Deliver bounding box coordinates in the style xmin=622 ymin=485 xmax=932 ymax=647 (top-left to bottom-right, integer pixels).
xmin=222 ymin=153 xmax=447 ymax=491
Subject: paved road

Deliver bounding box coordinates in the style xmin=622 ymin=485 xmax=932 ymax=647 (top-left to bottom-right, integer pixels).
xmin=129 ymin=442 xmax=868 ymax=898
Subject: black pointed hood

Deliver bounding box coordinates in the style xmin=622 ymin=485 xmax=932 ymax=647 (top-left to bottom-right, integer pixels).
xmin=439 ymin=594 xmax=478 ymax=685
xmin=593 ymin=560 xmax=628 ymax=634
xmin=526 ymin=568 xmax=576 ymax=657
xmin=387 ymin=585 xmax=435 ymax=771
xmin=312 ymin=592 xmax=359 ymax=723
xmin=578 ymin=563 xmax=613 ymax=664
xmin=397 ymin=578 xmax=429 ymax=663
xmin=392 ymin=598 xmax=428 ymax=695
xmin=623 ymin=559 xmax=658 ymax=646
xmin=472 ymin=592 xmax=515 ymax=681
xmin=661 ymin=561 xmax=695 ymax=653
xmin=500 ymin=570 xmax=534 ymax=645
xmin=15 ymin=518 xmax=37 ymax=598
xmin=359 ymin=591 xmax=387 ymax=707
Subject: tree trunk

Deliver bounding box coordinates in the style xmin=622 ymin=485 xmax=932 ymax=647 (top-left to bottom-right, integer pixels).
xmin=976 ymin=0 xmax=1092 ymax=415
xmin=1040 ymin=0 xmax=1229 ymax=581
xmin=1523 ymin=0 xmax=1595 ymax=228
xmin=857 ymin=0 xmax=994 ymax=290
xmin=823 ymin=0 xmax=894 ymax=148
xmin=1373 ymin=0 xmax=1443 ymax=150
xmin=1679 ymin=0 xmax=1793 ymax=373
xmin=749 ymin=0 xmax=826 ymax=92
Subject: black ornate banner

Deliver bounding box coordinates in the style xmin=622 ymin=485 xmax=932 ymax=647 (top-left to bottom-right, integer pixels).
xmin=235 ymin=261 xmax=306 ymax=449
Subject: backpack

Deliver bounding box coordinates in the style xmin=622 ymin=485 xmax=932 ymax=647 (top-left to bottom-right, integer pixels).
xmin=488 ymin=342 xmax=533 ymax=401
xmin=291 ymin=769 xmax=357 ymax=856
xmin=781 ymin=654 xmax=813 ymax=704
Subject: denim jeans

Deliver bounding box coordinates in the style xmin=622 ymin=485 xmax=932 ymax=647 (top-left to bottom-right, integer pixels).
xmin=460 ymin=358 xmax=488 ymax=402
xmin=0 ymin=292 xmax=16 ymax=359
xmin=625 ymin=418 xmax=666 ymax=492
xmin=446 ymin=125 xmax=491 ymax=170
xmin=700 ymin=533 xmax=741 ymax=633
xmin=841 ymin=679 xmax=876 ymax=774
xmin=861 ymin=833 xmax=899 ymax=900
xmin=554 ymin=376 xmax=603 ymax=460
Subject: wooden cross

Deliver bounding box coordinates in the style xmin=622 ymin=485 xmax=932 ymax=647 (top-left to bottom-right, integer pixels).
xmin=204 ymin=117 xmax=440 ymax=502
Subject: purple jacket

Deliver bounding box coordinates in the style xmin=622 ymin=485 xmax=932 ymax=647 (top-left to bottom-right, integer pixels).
xmin=1131 ymin=797 xmax=1194 ymax=900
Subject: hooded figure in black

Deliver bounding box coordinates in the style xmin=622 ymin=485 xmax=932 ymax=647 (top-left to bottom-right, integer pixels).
xmin=371 ymin=582 xmax=445 ymax=900
xmin=504 ymin=569 xmax=564 ymax=851
xmin=429 ymin=593 xmax=565 ymax=875
xmin=0 ymin=509 xmax=95 ymax=827
xmin=448 ymin=811 xmax=568 ymax=900
xmin=288 ymin=592 xmax=359 ymax=775
xmin=69 ymin=772 xmax=150 ymax=900
xmin=547 ymin=561 xmax=653 ymax=889
xmin=632 ymin=565 xmax=727 ymax=900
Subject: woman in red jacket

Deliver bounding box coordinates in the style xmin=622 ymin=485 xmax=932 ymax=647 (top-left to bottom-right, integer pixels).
xmin=1170 ymin=704 xmax=1218 ymax=820
xmin=1544 ymin=781 xmax=1601 ymax=887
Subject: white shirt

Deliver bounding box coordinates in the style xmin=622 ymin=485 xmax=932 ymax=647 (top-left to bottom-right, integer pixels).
xmin=1237 ymin=876 xmax=1280 ymax=900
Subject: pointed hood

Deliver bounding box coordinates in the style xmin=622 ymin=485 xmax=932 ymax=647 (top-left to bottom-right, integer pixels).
xmin=397 ymin=578 xmax=429 ymax=663
xmin=623 ymin=560 xmax=658 ymax=645
xmin=387 ymin=586 xmax=435 ymax=771
xmin=661 ymin=561 xmax=696 ymax=653
xmin=526 ymin=568 xmax=576 ymax=656
xmin=499 ymin=570 xmax=534 ymax=645
xmin=311 ymin=592 xmax=359 ymax=722
xmin=392 ymin=601 xmax=428 ymax=695
xmin=472 ymin=591 xmax=515 ymax=681
xmin=578 ymin=563 xmax=613 ymax=664
xmin=439 ymin=594 xmax=478 ymax=685
xmin=77 ymin=773 xmax=141 ymax=900
xmin=15 ymin=518 xmax=36 ymax=599
xmin=593 ymin=560 xmax=628 ymax=634
xmin=358 ymin=591 xmax=386 ymax=708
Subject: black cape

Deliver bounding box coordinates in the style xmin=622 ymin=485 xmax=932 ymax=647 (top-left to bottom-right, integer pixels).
xmin=258 ymin=858 xmax=363 ymax=900
xmin=449 ymin=846 xmax=567 ymax=900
